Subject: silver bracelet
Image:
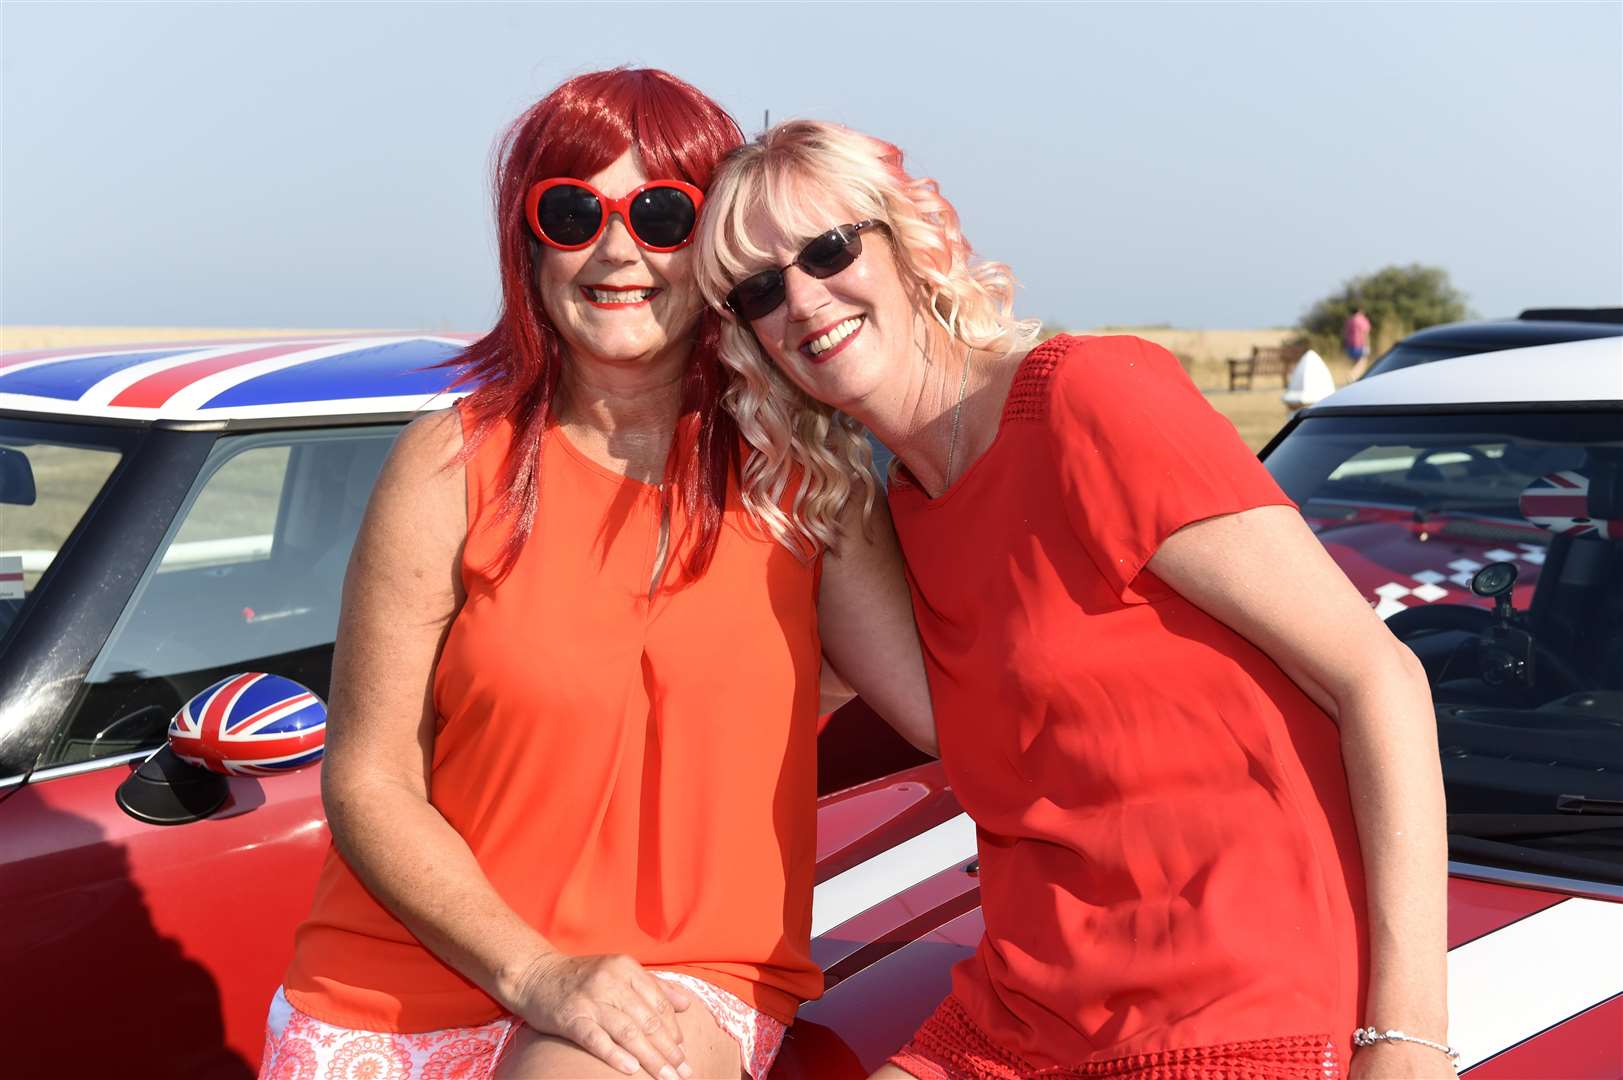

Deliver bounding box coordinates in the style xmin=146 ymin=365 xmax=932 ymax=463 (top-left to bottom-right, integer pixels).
xmin=1352 ymin=1026 xmax=1460 ymax=1062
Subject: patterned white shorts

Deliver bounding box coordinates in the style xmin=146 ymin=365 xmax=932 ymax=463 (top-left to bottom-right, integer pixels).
xmin=259 ymin=973 xmax=785 ymax=1079
xmin=652 ymin=972 xmax=786 ymax=1078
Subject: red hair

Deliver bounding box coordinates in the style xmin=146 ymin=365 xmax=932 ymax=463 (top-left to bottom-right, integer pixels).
xmin=452 ymin=68 xmax=743 ymax=581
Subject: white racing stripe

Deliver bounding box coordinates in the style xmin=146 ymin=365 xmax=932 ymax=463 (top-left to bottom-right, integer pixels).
xmin=0 ymin=336 xmax=458 ymax=421
xmin=0 ymin=387 xmax=464 ymax=422
xmin=811 ymin=821 xmax=1623 ymax=1068
xmin=1448 ymin=897 xmax=1623 ymax=1068
xmin=185 ymin=389 xmax=469 ymax=421
xmin=0 ymin=341 xmax=218 ymax=379
xmin=164 ymin=337 xmax=399 ymax=412
xmin=810 ymin=813 xmax=977 ymax=937
xmin=76 ymin=340 xmax=332 ymax=407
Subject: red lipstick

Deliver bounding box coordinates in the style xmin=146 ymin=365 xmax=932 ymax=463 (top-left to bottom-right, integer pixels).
xmin=581 ymin=284 xmax=659 ymax=310
xmin=799 ymin=316 xmax=865 ymax=365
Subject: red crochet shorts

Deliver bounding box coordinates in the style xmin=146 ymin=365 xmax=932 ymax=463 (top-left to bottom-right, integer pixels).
xmin=890 ymin=995 xmax=1340 ymax=1080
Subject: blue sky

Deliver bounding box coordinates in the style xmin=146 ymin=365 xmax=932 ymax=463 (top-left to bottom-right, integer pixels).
xmin=3 ymin=2 xmax=1619 ymax=332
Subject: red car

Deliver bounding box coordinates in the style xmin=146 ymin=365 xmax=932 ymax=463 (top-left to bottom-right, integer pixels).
xmin=2 ymin=335 xmax=1619 ymax=1078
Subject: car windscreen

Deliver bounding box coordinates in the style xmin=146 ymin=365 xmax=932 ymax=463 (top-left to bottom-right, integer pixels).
xmin=1266 ymin=411 xmax=1623 ymax=883
xmin=0 ymin=417 xmax=144 ymax=649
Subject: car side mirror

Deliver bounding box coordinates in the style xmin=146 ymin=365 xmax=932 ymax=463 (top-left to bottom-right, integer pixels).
xmin=116 ymin=673 xmax=327 ymax=825
xmin=0 ymin=446 xmax=37 ymax=505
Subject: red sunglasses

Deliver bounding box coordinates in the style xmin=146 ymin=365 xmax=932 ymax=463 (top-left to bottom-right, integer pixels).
xmin=525 ymin=177 xmax=705 ymax=253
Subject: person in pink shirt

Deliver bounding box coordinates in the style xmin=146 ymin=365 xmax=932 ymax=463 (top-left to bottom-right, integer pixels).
xmin=1345 ymin=306 xmax=1373 ymax=377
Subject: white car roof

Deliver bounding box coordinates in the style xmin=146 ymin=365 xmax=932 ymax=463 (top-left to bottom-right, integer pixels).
xmin=1313 ymin=337 xmax=1623 ymax=410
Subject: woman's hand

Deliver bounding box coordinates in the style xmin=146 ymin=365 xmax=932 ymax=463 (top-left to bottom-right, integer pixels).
xmin=505 ymin=950 xmax=695 ymax=1080
xmin=1349 ymin=1041 xmax=1458 ymax=1079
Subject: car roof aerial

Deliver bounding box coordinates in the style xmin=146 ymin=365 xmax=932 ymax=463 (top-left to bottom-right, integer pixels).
xmin=1312 ymin=337 xmax=1623 ymax=411
xmin=1517 ymin=306 xmax=1623 ymax=325
xmin=0 ymin=334 xmax=478 ymax=426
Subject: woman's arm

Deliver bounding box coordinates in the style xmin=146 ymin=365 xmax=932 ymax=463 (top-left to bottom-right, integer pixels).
xmin=817 ymin=494 xmax=937 ymax=756
xmin=1147 ymin=504 xmax=1450 ymax=1080
xmin=818 ymin=662 xmax=859 ymax=717
xmin=320 ymin=410 xmax=691 ymax=1080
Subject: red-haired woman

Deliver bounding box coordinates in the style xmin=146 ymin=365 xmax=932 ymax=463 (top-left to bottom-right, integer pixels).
xmin=257 ymin=71 xmax=934 ymax=1080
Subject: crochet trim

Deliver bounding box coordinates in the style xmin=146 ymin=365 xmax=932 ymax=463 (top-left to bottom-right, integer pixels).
xmin=1001 ymin=335 xmax=1072 ymax=425
xmin=891 ymin=995 xmax=1339 ymax=1079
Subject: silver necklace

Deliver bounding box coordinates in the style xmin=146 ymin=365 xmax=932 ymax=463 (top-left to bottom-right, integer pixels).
xmin=943 ymin=350 xmax=972 ymax=491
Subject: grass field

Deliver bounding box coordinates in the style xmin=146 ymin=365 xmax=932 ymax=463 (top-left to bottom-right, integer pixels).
xmin=4 ymin=323 xmax=1346 ymax=451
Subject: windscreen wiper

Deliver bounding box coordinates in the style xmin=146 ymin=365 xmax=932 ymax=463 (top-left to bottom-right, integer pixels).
xmin=1413 ymin=497 xmax=1520 ymax=521
xmin=1558 ymin=795 xmax=1623 ymax=815
xmin=1447 ymin=813 xmax=1623 ymax=839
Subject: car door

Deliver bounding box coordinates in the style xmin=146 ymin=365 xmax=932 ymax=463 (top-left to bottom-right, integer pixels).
xmin=0 ymin=423 xmax=402 ymax=1079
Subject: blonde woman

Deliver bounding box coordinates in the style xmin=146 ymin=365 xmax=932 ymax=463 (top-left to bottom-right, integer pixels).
xmin=692 ymin=121 xmax=1452 ymax=1080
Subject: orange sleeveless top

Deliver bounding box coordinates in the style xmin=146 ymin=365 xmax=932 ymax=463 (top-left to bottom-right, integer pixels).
xmin=283 ymin=404 xmax=824 ymax=1031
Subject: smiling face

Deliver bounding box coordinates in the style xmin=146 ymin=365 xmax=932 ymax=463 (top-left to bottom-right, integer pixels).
xmin=737 ymin=204 xmax=917 ymax=414
xmin=534 ymin=148 xmax=704 ymax=370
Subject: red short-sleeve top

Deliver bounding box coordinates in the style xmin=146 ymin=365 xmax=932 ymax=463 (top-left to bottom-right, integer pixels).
xmin=887 ymin=335 xmax=1368 ymax=1069
xmin=283 ymin=404 xmax=825 ymax=1032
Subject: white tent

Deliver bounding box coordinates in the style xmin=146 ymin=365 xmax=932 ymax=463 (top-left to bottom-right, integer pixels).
xmin=1282 ymin=349 xmax=1336 ymax=409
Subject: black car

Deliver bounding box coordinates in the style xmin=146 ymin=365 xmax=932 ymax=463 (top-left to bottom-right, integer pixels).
xmin=1360 ymin=307 xmax=1622 ymax=380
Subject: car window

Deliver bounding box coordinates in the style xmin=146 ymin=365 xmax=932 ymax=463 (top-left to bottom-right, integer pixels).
xmin=41 ymin=425 xmax=401 ymax=768
xmin=162 ymin=446 xmax=289 ymax=570
xmin=867 ymin=431 xmax=894 ymax=491
xmin=1266 ymin=411 xmax=1623 ymax=881
xmin=0 ymin=418 xmax=138 ymax=648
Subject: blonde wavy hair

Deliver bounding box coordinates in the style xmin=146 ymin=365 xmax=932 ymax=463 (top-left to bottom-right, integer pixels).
xmin=694 ymin=119 xmax=1040 ymax=558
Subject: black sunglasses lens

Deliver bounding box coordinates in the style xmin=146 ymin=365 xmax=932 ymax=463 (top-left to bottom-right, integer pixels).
xmin=798 ymin=229 xmax=860 ymax=278
xmin=536 ymin=185 xmax=602 ymax=246
xmin=629 ymin=186 xmax=697 ymax=248
xmin=727 ymin=226 xmax=869 ymax=320
xmin=728 ymin=271 xmax=786 ymax=320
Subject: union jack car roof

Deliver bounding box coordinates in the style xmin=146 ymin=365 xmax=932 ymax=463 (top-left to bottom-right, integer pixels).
xmin=0 ymin=334 xmax=477 ymax=426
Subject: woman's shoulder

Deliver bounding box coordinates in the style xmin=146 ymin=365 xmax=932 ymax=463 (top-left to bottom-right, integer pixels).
xmin=344 ymin=408 xmax=471 ymax=602
xmin=1005 ymin=334 xmax=1188 ymax=428
xmin=393 ymin=406 xmax=468 ymax=479
xmin=373 ymin=408 xmax=469 ymax=527
xmin=1037 ymin=333 xmax=1183 ymax=382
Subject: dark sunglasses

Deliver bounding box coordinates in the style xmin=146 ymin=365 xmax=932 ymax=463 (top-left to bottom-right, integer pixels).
xmin=724 ymin=221 xmax=883 ymax=321
xmin=525 ymin=177 xmax=704 ymax=253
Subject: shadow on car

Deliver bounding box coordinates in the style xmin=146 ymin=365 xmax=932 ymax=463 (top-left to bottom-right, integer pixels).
xmin=0 ymin=793 xmax=253 ymax=1079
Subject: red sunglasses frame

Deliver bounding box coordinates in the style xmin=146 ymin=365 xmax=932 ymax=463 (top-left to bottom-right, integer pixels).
xmin=524 ymin=177 xmax=705 ymax=253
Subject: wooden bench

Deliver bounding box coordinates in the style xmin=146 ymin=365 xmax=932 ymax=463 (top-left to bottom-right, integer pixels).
xmin=1227 ymin=344 xmax=1309 ymax=391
